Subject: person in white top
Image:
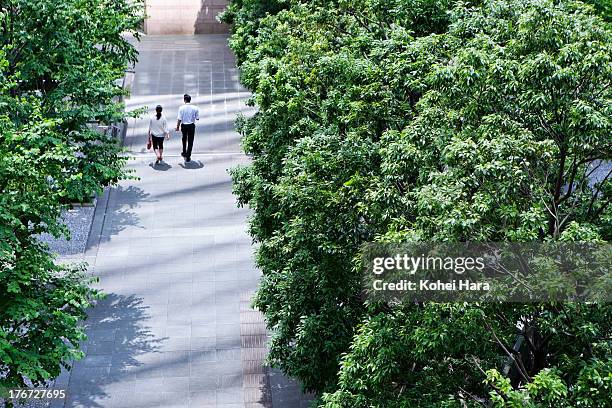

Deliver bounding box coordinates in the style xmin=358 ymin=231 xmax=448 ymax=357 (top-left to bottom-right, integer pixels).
xmin=148 ymin=105 xmax=170 ymax=165
xmin=175 ymin=94 xmax=200 ymax=163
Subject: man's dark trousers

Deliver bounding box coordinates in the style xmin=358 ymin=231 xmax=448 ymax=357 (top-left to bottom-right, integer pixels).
xmin=181 ymin=123 xmax=196 ymax=160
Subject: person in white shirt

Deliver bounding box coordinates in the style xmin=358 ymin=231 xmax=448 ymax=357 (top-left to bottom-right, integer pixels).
xmin=148 ymin=105 xmax=170 ymax=165
xmin=175 ymin=94 xmax=200 ymax=163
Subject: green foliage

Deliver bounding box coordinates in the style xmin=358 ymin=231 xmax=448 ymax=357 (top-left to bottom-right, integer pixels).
xmin=322 ymin=303 xmax=611 ymax=407
xmin=228 ymin=0 xmax=454 ymax=392
xmin=486 ymin=361 xmax=612 ymax=407
xmin=0 ymin=0 xmax=143 ymax=399
xmin=582 ymin=0 xmax=612 ymax=22
xmin=227 ymin=0 xmax=611 ymax=405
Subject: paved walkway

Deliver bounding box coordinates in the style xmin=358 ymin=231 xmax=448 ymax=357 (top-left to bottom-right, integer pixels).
xmin=55 ymin=35 xmax=311 ymax=408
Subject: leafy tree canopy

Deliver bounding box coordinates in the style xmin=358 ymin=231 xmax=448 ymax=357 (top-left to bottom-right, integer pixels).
xmin=0 ymin=0 xmax=143 ymax=399
xmin=224 ymin=0 xmax=611 ymax=405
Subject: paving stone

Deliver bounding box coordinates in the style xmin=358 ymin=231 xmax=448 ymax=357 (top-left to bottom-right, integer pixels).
xmin=190 ymin=337 xmax=216 ymax=351
xmin=216 ymin=387 xmax=243 ymax=404
xmin=216 ymin=348 xmax=241 ymax=361
xmin=159 ymin=337 xmax=191 ymax=352
xmin=189 ymin=375 xmax=218 ymax=392
xmin=190 ymin=361 xmax=217 ymax=378
xmin=188 ymin=391 xmax=216 ymax=405
xmin=242 ymin=373 xmax=267 ymax=389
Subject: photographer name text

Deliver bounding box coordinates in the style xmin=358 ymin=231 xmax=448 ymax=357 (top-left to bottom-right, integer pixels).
xmin=373 ymin=279 xmax=490 ymax=291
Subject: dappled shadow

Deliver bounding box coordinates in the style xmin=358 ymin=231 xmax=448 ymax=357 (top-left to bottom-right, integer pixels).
xmin=64 ymin=294 xmax=165 ymax=408
xmin=93 ymin=185 xmax=152 ymax=246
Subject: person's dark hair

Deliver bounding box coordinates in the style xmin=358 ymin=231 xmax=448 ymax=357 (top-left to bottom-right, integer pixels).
xmin=184 ymin=94 xmax=191 ymax=103
xmin=155 ymin=105 xmax=163 ymax=120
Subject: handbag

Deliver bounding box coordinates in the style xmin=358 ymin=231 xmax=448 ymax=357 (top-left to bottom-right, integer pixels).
xmin=146 ymin=137 xmax=152 ymax=150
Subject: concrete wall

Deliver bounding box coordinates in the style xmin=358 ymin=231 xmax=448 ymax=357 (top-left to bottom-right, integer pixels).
xmin=144 ymin=0 xmax=230 ymax=35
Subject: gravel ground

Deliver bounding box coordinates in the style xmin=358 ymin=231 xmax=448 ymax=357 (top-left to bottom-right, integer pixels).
xmin=3 ymin=399 xmax=52 ymax=408
xmin=37 ymin=204 xmax=96 ymax=258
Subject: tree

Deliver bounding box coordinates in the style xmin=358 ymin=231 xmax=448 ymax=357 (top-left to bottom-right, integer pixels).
xmin=225 ymin=0 xmax=454 ymax=392
xmin=225 ymin=0 xmax=611 ymax=405
xmin=323 ymin=0 xmax=611 ymax=405
xmin=0 ymin=0 xmax=143 ymax=400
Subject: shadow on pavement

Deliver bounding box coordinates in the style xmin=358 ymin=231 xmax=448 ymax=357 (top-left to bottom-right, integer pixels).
xmin=65 ymin=294 xmax=165 ymax=408
xmin=149 ymin=162 xmax=172 ymax=171
xmin=94 ymin=186 xmax=151 ymax=247
xmin=179 ymin=160 xmax=204 ymax=170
